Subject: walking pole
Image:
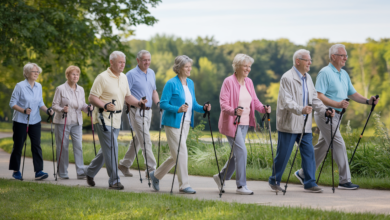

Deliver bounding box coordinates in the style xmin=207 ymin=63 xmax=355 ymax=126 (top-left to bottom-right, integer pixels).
xmin=126 ymin=105 xmax=143 ymax=183
xmin=203 ymin=101 xmax=223 ymax=192
xmin=265 ymin=105 xmax=278 ymax=195
xmin=110 ymin=100 xmax=119 ymax=186
xmin=21 ymin=108 xmax=31 ymax=181
xmin=140 ymin=96 xmax=151 ymax=187
xmin=330 ymin=116 xmax=335 ymax=193
xmin=349 ymin=95 xmax=379 ymax=165
xmin=88 ymin=105 xmax=97 ymax=156
xmin=47 ymin=113 xmax=57 ymax=180
xmin=317 ymin=99 xmax=349 ymax=184
xmin=219 ymin=106 xmax=243 ymax=198
xmin=283 ymin=103 xmax=312 ymax=195
xmin=247 ymin=132 xmax=253 ymax=159
xmin=170 ymin=103 xmax=188 ymax=194
xmin=157 ymin=106 xmax=162 ymax=168
xmin=57 ymin=105 xmax=68 ymax=179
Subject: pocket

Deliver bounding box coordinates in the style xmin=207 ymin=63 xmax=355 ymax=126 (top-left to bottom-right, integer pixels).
xmin=61 ymin=94 xmax=70 ymax=106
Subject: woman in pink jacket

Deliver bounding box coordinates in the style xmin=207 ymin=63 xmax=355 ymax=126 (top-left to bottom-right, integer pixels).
xmin=214 ymin=54 xmax=271 ymax=195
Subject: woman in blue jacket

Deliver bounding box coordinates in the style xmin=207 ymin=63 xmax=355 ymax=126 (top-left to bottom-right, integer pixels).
xmin=149 ymin=55 xmax=211 ymax=194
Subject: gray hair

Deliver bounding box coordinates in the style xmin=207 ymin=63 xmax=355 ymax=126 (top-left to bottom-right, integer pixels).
xmin=329 ymin=44 xmax=346 ymax=61
xmin=173 ymin=55 xmax=193 ymax=74
xmin=23 ymin=63 xmax=42 ymax=79
xmin=232 ymin=54 xmax=254 ymax=72
xmin=293 ymin=49 xmax=310 ymax=66
xmin=137 ymin=50 xmax=151 ymax=60
xmin=109 ymin=51 xmax=126 ymax=61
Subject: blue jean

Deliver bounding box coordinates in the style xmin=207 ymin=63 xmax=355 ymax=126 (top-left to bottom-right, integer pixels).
xmin=268 ymin=131 xmax=317 ymax=189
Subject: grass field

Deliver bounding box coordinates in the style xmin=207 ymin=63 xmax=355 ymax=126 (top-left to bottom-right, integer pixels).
xmin=0 ymin=179 xmax=388 ymax=220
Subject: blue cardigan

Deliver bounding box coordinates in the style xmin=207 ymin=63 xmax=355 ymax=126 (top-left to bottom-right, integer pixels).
xmin=161 ymin=75 xmax=204 ymax=128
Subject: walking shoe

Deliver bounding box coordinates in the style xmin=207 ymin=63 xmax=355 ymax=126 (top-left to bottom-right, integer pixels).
xmin=35 ymin=171 xmax=48 ymax=180
xmin=12 ymin=171 xmax=22 ymax=180
xmin=149 ymin=171 xmax=159 ymax=191
xmin=77 ymin=174 xmax=86 ymax=180
xmin=86 ymin=175 xmax=95 ymax=187
xmin=59 ymin=174 xmax=69 ymax=179
xmin=179 ymin=187 xmax=196 ymax=194
xmin=294 ymin=170 xmax=304 ymax=185
xmin=236 ymin=186 xmax=254 ymax=195
xmin=109 ymin=182 xmax=124 ymax=190
xmin=269 ymin=183 xmax=284 ymax=192
xmin=118 ymin=164 xmax=133 ymax=177
xmin=213 ymin=174 xmax=225 ymax=193
xmin=304 ymin=186 xmax=323 ymax=193
xmin=338 ymin=182 xmax=359 ymax=190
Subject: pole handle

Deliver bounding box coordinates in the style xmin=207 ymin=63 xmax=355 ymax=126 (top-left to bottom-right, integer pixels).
xmin=203 ymin=101 xmax=210 ymax=118
xmin=371 ymin=95 xmax=379 ymax=111
xmin=234 ymin=106 xmax=243 ymax=124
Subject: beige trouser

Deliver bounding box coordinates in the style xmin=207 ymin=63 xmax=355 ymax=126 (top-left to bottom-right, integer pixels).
xmin=119 ymin=107 xmax=156 ymax=175
xmin=154 ymin=121 xmax=190 ymax=190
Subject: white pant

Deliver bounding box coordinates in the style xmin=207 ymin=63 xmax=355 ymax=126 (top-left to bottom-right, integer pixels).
xmin=154 ymin=121 xmax=190 ymax=190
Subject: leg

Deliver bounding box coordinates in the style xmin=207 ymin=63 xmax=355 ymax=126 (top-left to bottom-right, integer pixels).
xmin=298 ymin=133 xmax=317 ymax=189
xmin=119 ymin=108 xmax=141 ymax=168
xmin=229 ymin=125 xmax=248 ymax=187
xmin=29 ymin=123 xmax=44 ymax=172
xmin=9 ymin=122 xmax=27 ymax=171
xmin=86 ymin=124 xmax=106 ymax=178
xmin=55 ymin=123 xmax=70 ymax=176
xmin=175 ymin=121 xmax=191 ymax=190
xmin=70 ymin=125 xmax=85 ymax=176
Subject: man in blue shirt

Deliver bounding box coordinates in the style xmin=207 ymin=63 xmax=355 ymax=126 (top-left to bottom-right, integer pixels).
xmin=118 ymin=50 xmax=160 ymax=178
xmin=297 ymin=44 xmax=379 ymax=190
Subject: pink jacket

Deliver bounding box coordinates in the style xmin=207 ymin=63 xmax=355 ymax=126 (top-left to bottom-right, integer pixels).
xmin=218 ymin=74 xmax=266 ymax=137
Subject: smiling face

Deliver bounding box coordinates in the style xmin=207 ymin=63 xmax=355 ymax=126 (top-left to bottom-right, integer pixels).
xmin=236 ymin=62 xmax=252 ymax=78
xmin=180 ymin=62 xmax=192 ymax=77
xmin=110 ymin=55 xmax=126 ymax=74
xmin=68 ymin=70 xmax=80 ymax=84
xmin=137 ymin=53 xmax=151 ymax=72
xmin=28 ymin=66 xmax=40 ymax=81
xmin=295 ymin=54 xmax=312 ymax=74
xmin=331 ymin=47 xmax=348 ymax=68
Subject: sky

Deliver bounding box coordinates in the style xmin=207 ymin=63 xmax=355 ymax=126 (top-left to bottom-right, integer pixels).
xmin=128 ymin=0 xmax=390 ymax=45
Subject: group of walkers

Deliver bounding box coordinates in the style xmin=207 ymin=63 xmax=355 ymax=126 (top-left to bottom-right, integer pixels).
xmin=8 ymin=44 xmax=379 ymax=195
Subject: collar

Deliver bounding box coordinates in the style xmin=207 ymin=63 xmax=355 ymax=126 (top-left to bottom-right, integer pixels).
xmin=293 ymin=66 xmax=306 ymax=80
xmin=136 ymin=65 xmax=148 ymax=75
xmin=174 ymin=75 xmax=188 ymax=84
xmin=24 ymin=79 xmax=37 ymax=88
xmin=233 ymin=73 xmax=248 ymax=86
xmin=65 ymin=81 xmax=79 ymax=92
xmin=328 ymin=63 xmax=341 ymax=74
xmin=107 ymin=67 xmax=121 ymax=78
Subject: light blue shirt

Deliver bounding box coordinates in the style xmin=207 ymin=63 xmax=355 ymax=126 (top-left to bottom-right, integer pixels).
xmin=293 ymin=66 xmax=309 ymax=116
xmin=315 ymin=63 xmax=356 ymax=111
xmin=9 ymin=79 xmax=45 ymax=125
xmin=126 ymin=66 xmax=156 ymax=108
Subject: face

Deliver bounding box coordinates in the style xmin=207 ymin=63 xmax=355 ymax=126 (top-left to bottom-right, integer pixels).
xmin=110 ymin=56 xmax=126 ymax=73
xmin=236 ymin=62 xmax=251 ymax=78
xmin=28 ymin=66 xmax=40 ymax=81
xmin=331 ymin=48 xmax=348 ymax=67
xmin=296 ymin=54 xmax=312 ymax=73
xmin=180 ymin=62 xmax=192 ymax=77
xmin=137 ymin=54 xmax=151 ymax=71
xmin=68 ymin=70 xmax=80 ymax=84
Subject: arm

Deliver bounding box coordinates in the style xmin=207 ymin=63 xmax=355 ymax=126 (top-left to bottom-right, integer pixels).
xmin=52 ymin=87 xmax=64 ymax=113
xmin=9 ymin=84 xmax=26 ymax=114
xmin=160 ymin=81 xmax=180 ymax=113
xmin=317 ymin=92 xmax=349 ymax=109
xmin=152 ymin=90 xmax=160 ymax=105
xmin=349 ymin=93 xmax=379 ymax=105
xmin=279 ymin=77 xmax=303 ymax=115
xmin=250 ymin=80 xmax=266 ymax=114
xmin=125 ymin=95 xmax=142 ymax=107
xmin=219 ymin=79 xmax=235 ymax=116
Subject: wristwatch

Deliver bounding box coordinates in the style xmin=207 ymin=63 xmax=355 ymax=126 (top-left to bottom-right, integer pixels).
xmin=366 ymin=99 xmax=370 ymax=105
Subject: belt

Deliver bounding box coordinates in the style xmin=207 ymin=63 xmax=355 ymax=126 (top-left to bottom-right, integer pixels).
xmin=335 ymin=110 xmax=341 ymax=114
xmin=131 ymin=105 xmax=150 ymax=110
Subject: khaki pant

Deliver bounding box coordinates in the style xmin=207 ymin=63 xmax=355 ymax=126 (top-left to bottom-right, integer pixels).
xmin=154 ymin=121 xmax=190 ymax=190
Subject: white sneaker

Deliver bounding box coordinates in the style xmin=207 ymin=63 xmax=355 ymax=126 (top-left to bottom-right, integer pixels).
xmin=213 ymin=174 xmax=225 ymax=193
xmin=236 ymin=186 xmax=254 ymax=195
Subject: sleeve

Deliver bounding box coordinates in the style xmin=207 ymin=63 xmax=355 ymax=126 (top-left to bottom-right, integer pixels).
xmin=90 ymin=74 xmax=104 ymax=98
xmin=52 ymin=87 xmax=63 ymax=113
xmin=250 ymin=81 xmax=266 ymax=114
xmin=279 ymin=77 xmax=303 ymax=116
xmin=125 ymin=79 xmax=131 ymax=97
xmin=219 ymin=79 xmax=235 ymax=116
xmin=9 ymin=84 xmax=21 ymax=109
xmin=160 ymin=81 xmax=180 ymax=113
xmin=127 ymin=72 xmax=134 ymax=90
xmin=80 ymin=88 xmax=89 ymax=113
xmin=152 ymin=72 xmax=157 ymax=91
xmin=38 ymin=85 xmax=45 ymax=108
xmin=346 ymin=73 xmax=357 ymax=96
xmin=310 ymin=79 xmax=327 ymax=114
xmin=315 ymin=70 xmax=328 ymax=95
xmin=190 ymin=81 xmax=205 ymax=113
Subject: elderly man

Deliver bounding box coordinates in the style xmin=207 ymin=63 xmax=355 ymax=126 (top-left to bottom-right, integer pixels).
xmin=297 ymin=44 xmax=379 ymax=190
xmin=118 ymin=50 xmax=160 ymax=178
xmin=85 ymin=51 xmax=147 ymax=190
xmin=268 ymin=49 xmax=334 ymax=193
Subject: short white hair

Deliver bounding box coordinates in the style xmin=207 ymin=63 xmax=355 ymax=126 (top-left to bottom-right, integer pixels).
xmin=329 ymin=44 xmax=346 ymax=61
xmin=293 ymin=49 xmax=310 ymax=66
xmin=137 ymin=50 xmax=151 ymax=60
xmin=173 ymin=55 xmax=193 ymax=74
xmin=23 ymin=63 xmax=42 ymax=79
xmin=109 ymin=51 xmax=126 ymax=61
xmin=232 ymin=54 xmax=254 ymax=72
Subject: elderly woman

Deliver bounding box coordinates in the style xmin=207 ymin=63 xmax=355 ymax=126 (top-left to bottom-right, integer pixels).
xmin=214 ymin=54 xmax=271 ymax=195
xmin=149 ymin=55 xmax=210 ymax=194
xmin=9 ymin=63 xmax=54 ymax=180
xmin=52 ymin=65 xmax=92 ymax=179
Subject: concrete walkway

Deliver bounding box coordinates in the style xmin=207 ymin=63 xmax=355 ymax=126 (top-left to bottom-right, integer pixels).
xmin=0 ymin=132 xmax=389 ymax=215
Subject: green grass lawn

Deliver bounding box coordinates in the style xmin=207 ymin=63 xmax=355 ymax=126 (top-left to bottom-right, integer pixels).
xmin=0 ymin=179 xmax=388 ymax=220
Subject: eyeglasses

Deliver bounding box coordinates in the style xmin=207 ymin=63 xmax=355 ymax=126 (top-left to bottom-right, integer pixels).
xmin=299 ymin=58 xmax=313 ymax=63
xmin=334 ymin=54 xmax=348 ymax=58
xmin=30 ymin=71 xmax=40 ymax=73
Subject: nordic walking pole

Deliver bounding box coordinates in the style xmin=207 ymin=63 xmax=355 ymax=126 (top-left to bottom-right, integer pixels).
xmin=330 ymin=116 xmax=335 ymax=193
xmin=203 ymin=101 xmax=224 ymax=192
xmin=47 ymin=112 xmax=56 ymax=180
xmin=219 ymin=106 xmax=243 ymax=198
xmin=171 ymin=103 xmax=188 ymax=194
xmin=110 ymin=99 xmax=119 ymax=186
xmin=317 ymin=99 xmax=349 ymax=184
xmin=265 ymin=105 xmax=278 ymax=195
xmin=88 ymin=105 xmax=97 ymax=156
xmin=141 ymin=96 xmax=151 ymax=187
xmin=349 ymin=95 xmax=379 ymax=165
xmin=157 ymin=106 xmax=162 ymax=168
xmin=283 ymin=103 xmax=312 ymax=195
xmin=21 ymin=108 xmax=31 ymax=181
xmin=57 ymin=105 xmax=68 ymax=179
xmin=126 ymin=105 xmax=142 ymax=183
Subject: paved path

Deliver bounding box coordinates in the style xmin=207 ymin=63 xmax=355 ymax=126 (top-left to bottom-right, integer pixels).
xmin=0 ymin=132 xmax=389 ymax=215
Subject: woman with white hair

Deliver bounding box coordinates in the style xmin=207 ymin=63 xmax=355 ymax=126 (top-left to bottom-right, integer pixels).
xmin=214 ymin=54 xmax=271 ymax=195
xmin=52 ymin=65 xmax=93 ymax=179
xmin=9 ymin=63 xmax=54 ymax=180
xmin=149 ymin=55 xmax=211 ymax=194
